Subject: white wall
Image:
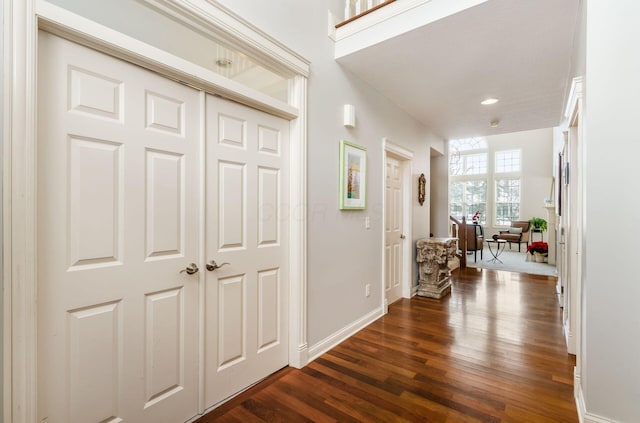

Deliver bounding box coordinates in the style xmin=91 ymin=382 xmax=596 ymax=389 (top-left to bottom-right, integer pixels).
xmin=213 ymin=0 xmax=444 ymax=345
xmin=582 ymin=1 xmax=640 ymax=421
xmin=553 ymin=0 xmax=586 ymax=182
xmin=568 ymin=0 xmax=586 ymax=101
xmin=479 ymin=128 xmax=554 ymax=240
xmin=42 ymin=0 xmax=444 ymax=348
xmin=430 ymin=148 xmax=449 ymax=237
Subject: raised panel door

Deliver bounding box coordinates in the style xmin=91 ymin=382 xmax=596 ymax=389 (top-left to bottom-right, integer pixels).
xmin=204 ymin=94 xmax=289 ymax=407
xmin=37 ymin=32 xmax=200 ymax=423
xmin=385 ymin=157 xmax=403 ymax=305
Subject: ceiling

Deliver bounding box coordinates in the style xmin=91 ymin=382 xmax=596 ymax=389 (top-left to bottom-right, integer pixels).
xmin=336 ymin=0 xmax=580 ymax=140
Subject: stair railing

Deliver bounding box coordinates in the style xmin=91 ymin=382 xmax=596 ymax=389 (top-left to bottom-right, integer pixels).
xmin=450 ymin=215 xmax=467 ymax=269
xmin=337 ymin=0 xmax=397 ymax=28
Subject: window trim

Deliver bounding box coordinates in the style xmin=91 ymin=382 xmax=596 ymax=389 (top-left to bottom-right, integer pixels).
xmin=449 ymin=140 xmax=488 ymax=224
xmin=494 ymin=149 xmax=522 ymax=174
xmin=494 ymin=177 xmax=522 ymax=227
xmin=449 ymin=179 xmax=488 ymax=224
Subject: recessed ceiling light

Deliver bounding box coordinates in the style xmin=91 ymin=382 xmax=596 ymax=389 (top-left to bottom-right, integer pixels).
xmin=215 ymin=58 xmax=233 ymax=67
xmin=481 ymin=98 xmax=499 ymax=105
xmin=490 ymin=120 xmax=500 ymax=128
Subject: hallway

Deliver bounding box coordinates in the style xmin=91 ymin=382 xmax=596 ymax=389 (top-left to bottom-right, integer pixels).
xmin=196 ymin=267 xmax=577 ymax=422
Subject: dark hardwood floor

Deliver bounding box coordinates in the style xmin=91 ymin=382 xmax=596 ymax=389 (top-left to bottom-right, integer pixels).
xmin=195 ymin=267 xmax=578 ymax=422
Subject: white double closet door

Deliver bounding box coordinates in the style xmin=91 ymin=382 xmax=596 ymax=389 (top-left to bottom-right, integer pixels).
xmin=37 ymin=32 xmax=289 ymax=423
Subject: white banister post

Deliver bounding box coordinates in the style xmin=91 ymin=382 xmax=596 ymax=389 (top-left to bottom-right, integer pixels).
xmin=354 ymin=0 xmax=363 ymax=15
xmin=344 ymin=0 xmax=352 ymax=20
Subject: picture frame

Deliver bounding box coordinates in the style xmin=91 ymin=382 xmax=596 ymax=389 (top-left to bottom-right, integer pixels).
xmin=418 ymin=173 xmax=426 ymax=206
xmin=339 ymin=140 xmax=367 ymax=210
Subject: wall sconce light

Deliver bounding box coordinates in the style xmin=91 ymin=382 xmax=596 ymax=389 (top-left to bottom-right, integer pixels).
xmin=343 ymin=104 xmax=356 ymax=128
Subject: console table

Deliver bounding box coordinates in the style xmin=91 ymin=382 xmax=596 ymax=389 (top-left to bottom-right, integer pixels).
xmin=416 ymin=237 xmax=457 ymax=299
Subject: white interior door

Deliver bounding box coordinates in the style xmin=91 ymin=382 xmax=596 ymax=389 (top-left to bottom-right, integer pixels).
xmin=204 ymin=94 xmax=289 ymax=407
xmin=560 ymin=144 xmax=569 ymax=323
xmin=385 ymin=156 xmax=404 ymax=305
xmin=37 ymin=32 xmax=201 ymax=422
xmin=565 ymin=123 xmax=582 ymax=355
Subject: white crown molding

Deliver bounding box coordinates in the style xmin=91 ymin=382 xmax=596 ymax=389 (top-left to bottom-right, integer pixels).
xmin=564 ymin=76 xmax=585 ymax=120
xmin=384 ymin=137 xmax=415 ymax=160
xmin=143 ymin=0 xmax=309 ymax=78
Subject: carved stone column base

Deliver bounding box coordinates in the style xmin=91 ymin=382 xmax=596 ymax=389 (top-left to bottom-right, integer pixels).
xmin=415 ymin=237 xmax=457 ymax=300
xmin=417 ymin=278 xmax=451 ymax=299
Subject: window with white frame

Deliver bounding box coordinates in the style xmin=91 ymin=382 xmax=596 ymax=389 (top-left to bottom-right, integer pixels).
xmin=449 ymin=138 xmax=488 ymax=223
xmin=450 ymin=180 xmax=487 ymax=224
xmin=450 ymin=138 xmax=488 ymax=176
xmin=450 ymin=137 xmax=488 ymax=152
xmin=495 ymin=178 xmax=520 ymax=225
xmin=495 ymin=150 xmax=521 ymax=173
xmin=494 ymin=149 xmax=521 ymax=225
xmin=458 ymin=153 xmax=487 ymax=175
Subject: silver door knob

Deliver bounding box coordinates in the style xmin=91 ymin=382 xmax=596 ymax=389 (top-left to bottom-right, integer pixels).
xmin=180 ymin=263 xmax=199 ymax=275
xmin=206 ymin=260 xmax=230 ymax=271
xmin=400 ymin=234 xmax=406 ymax=239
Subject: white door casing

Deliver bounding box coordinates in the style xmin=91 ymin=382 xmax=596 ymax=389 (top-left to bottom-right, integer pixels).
xmin=204 ymin=94 xmax=289 ymax=407
xmin=561 ymin=77 xmax=584 ymax=358
xmin=385 ymin=156 xmax=404 ymax=305
xmin=382 ymin=139 xmax=414 ymax=310
xmin=4 ymin=2 xmax=309 ymax=422
xmin=37 ymin=32 xmax=201 ymax=422
xmin=566 ymin=128 xmax=580 ymax=354
xmin=564 ymin=77 xmax=584 ymax=380
xmin=560 ymin=141 xmax=570 ymax=340
xmin=556 ymin=131 xmax=568 ymax=307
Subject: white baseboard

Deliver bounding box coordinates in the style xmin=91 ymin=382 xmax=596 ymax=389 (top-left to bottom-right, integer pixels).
xmin=307 ymin=306 xmax=384 ymax=362
xmin=556 ymin=281 xmax=564 ymax=306
xmin=565 ymin=322 xmax=576 ymax=354
xmin=289 ymin=343 xmax=309 ymax=369
xmin=575 ymin=376 xmax=616 ymax=423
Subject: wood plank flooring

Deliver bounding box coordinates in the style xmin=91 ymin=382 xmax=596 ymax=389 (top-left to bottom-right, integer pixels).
xmin=195 ymin=268 xmax=578 ymax=422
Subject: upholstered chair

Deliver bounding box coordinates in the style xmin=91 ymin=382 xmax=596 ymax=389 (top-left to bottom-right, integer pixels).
xmin=496 ymin=221 xmax=531 ymax=251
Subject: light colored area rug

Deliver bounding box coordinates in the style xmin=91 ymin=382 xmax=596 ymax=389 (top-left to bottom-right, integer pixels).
xmin=466 ymin=246 xmax=557 ymax=277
